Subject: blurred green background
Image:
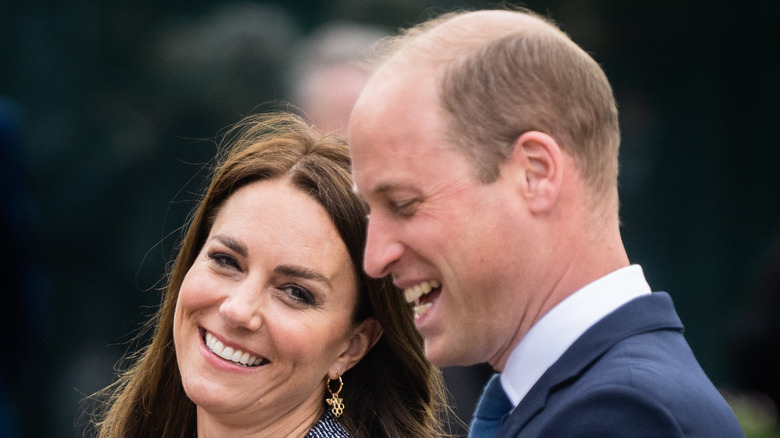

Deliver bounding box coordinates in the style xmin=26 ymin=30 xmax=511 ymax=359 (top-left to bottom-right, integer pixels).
xmin=2 ymin=0 xmax=779 ymax=436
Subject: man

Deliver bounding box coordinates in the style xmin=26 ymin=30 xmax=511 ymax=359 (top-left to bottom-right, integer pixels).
xmin=348 ymin=8 xmax=744 ymax=437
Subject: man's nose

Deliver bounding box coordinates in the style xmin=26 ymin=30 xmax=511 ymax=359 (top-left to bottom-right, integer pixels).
xmin=363 ymin=214 xmax=404 ymax=278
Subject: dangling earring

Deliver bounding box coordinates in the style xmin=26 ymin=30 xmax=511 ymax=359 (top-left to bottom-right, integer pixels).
xmin=326 ymin=374 xmax=344 ymax=418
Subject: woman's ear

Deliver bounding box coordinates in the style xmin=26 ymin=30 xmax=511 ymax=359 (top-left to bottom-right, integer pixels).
xmin=329 ymin=317 xmax=383 ymax=379
xmin=505 ymin=131 xmax=563 ymax=214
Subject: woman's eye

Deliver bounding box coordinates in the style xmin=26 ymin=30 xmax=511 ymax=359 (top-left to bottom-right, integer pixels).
xmin=208 ymin=252 xmax=240 ymax=270
xmin=281 ymin=285 xmax=316 ymax=306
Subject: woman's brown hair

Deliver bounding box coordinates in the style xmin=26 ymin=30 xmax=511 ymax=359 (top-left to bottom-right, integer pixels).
xmin=89 ymin=111 xmax=448 ymax=437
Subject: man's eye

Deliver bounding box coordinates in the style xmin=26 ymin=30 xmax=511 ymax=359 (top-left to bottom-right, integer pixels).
xmin=281 ymin=285 xmax=316 ymax=306
xmin=391 ymin=199 xmax=419 ymax=215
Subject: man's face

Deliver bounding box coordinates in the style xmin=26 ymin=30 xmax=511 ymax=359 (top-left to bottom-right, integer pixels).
xmin=349 ymin=67 xmax=531 ymax=367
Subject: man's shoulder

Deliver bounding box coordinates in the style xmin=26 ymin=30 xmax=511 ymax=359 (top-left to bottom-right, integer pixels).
xmin=500 ymin=381 xmax=745 ymax=437
xmin=497 ymin=294 xmax=744 ymax=437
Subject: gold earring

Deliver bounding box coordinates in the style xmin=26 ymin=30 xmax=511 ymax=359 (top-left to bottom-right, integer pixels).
xmin=326 ymin=374 xmax=344 ymax=418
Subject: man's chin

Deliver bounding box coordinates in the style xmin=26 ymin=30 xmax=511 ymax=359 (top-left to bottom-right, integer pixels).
xmin=424 ymin=339 xmax=473 ymax=368
xmin=423 ymin=339 xmax=449 ymax=367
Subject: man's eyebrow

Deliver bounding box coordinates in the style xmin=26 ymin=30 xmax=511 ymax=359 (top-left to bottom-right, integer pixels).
xmin=275 ymin=265 xmax=333 ymax=289
xmin=212 ymin=234 xmax=248 ymax=258
xmin=353 ymin=182 xmax=393 ymax=204
xmin=373 ymin=183 xmax=396 ymax=195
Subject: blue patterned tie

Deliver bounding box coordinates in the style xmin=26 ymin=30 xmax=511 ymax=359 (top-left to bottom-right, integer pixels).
xmin=468 ymin=374 xmax=513 ymax=438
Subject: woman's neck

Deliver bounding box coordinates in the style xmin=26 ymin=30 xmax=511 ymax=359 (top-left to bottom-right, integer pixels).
xmin=195 ymin=402 xmax=324 ymax=437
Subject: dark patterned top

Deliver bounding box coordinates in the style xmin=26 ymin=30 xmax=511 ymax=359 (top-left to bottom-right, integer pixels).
xmin=304 ymin=412 xmax=353 ymax=438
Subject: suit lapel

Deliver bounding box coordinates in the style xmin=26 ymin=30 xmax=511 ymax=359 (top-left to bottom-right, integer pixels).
xmin=495 ymin=292 xmax=683 ymax=436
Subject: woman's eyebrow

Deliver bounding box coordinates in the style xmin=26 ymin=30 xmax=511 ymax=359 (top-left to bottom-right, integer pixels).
xmin=212 ymin=234 xmax=248 ymax=258
xmin=211 ymin=234 xmax=333 ymax=288
xmin=275 ymin=265 xmax=333 ymax=289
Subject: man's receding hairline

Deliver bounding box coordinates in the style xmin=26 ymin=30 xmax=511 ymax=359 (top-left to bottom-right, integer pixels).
xmin=406 ymin=10 xmax=559 ymax=60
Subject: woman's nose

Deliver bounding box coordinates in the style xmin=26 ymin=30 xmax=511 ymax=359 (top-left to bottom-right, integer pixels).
xmin=218 ymin=283 xmax=264 ymax=331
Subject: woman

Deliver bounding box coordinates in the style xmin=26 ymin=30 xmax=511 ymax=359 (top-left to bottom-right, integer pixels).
xmin=90 ymin=112 xmax=448 ymax=437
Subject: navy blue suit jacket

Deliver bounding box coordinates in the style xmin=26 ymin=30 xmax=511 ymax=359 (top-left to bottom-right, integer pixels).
xmin=496 ymin=292 xmax=745 ymax=437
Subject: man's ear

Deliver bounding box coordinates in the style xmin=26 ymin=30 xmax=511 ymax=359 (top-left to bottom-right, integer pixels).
xmin=329 ymin=317 xmax=383 ymax=379
xmin=505 ymin=131 xmax=563 ymax=214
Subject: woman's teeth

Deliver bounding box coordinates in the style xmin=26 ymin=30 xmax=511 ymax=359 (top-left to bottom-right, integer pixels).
xmin=205 ymin=332 xmax=264 ymax=367
xmin=403 ymin=280 xmax=440 ymax=303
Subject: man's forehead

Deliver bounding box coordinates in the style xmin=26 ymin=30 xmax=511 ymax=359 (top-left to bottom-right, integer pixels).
xmin=353 ymin=64 xmax=408 ymax=115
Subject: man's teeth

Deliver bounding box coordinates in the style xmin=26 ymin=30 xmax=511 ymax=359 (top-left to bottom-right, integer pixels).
xmin=205 ymin=332 xmax=264 ymax=367
xmin=403 ymin=280 xmax=440 ymax=303
xmin=414 ymin=302 xmax=433 ymax=318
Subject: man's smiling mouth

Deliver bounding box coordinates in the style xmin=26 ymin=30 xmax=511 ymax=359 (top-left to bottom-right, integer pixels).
xmin=403 ymin=280 xmax=441 ymax=318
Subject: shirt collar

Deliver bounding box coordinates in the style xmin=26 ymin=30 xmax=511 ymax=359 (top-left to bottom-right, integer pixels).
xmin=500 ymin=264 xmax=652 ymax=406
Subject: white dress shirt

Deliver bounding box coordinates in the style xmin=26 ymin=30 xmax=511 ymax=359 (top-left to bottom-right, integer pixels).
xmin=500 ymin=264 xmax=652 ymax=407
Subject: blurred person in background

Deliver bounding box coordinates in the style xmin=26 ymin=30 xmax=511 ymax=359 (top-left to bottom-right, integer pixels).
xmin=286 ymin=21 xmax=388 ymax=135
xmin=88 ymin=111 xmax=448 ymax=438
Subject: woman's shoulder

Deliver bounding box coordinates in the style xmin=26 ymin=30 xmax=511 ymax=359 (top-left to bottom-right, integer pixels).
xmin=305 ymin=412 xmax=353 ymax=438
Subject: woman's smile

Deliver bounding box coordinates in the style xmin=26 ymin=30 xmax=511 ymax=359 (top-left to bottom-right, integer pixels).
xmin=201 ymin=328 xmax=268 ymax=367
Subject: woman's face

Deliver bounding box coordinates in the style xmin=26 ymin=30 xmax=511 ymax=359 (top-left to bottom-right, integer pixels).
xmin=173 ymin=178 xmax=362 ymax=430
